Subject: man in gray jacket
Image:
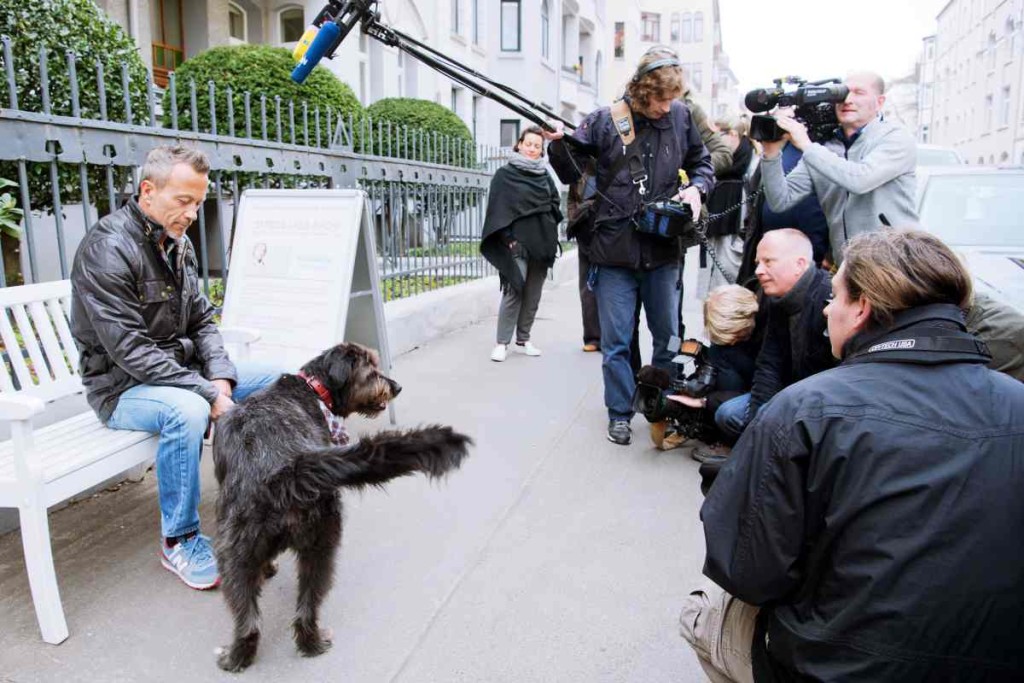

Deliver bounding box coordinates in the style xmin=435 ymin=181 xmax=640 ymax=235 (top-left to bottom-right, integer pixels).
xmin=71 ymin=145 xmax=278 ymax=591
xmin=761 ymin=71 xmax=917 ymax=263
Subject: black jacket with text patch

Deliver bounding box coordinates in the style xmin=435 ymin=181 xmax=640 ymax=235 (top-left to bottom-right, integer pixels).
xmin=702 ymin=304 xmax=1024 ymax=681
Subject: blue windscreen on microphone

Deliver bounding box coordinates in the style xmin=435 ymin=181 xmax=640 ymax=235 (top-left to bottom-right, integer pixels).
xmin=291 ymin=21 xmax=341 ymax=84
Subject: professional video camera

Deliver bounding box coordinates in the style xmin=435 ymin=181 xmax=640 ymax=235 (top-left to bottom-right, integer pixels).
xmin=632 ymin=338 xmax=717 ymax=443
xmin=744 ymin=77 xmax=849 ymax=144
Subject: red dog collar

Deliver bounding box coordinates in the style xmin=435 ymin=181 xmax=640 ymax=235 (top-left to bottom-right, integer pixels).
xmin=297 ymin=371 xmax=334 ymax=412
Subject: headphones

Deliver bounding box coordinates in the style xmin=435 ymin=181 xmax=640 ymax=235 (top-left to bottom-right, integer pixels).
xmin=632 ymin=46 xmax=681 ymax=83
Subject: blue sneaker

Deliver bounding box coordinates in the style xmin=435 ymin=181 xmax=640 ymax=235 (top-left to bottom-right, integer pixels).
xmin=161 ymin=534 xmax=220 ymax=590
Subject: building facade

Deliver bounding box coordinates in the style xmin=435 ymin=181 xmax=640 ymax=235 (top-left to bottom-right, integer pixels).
xmin=93 ymin=0 xmax=615 ymax=150
xmin=921 ymin=0 xmax=1024 ymax=164
xmin=603 ymin=0 xmax=739 ymax=122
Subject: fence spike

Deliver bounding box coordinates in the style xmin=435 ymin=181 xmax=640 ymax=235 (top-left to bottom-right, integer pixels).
xmin=2 ymin=36 xmax=18 ymax=110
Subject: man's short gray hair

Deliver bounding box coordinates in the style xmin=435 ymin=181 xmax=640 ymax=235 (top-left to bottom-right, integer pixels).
xmin=140 ymin=145 xmax=210 ymax=188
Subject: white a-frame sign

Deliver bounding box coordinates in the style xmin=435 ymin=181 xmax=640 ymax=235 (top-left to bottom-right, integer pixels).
xmin=221 ymin=189 xmax=394 ymax=421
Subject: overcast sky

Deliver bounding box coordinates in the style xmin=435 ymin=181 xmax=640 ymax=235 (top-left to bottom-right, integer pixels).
xmin=719 ymin=0 xmax=949 ymax=97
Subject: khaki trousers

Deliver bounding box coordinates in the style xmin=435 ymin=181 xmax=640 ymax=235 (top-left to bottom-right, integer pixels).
xmin=679 ymin=581 xmax=759 ymax=683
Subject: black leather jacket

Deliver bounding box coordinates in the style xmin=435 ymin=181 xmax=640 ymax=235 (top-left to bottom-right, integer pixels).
xmin=70 ymin=199 xmax=237 ymax=422
xmin=703 ymin=304 xmax=1024 ymax=681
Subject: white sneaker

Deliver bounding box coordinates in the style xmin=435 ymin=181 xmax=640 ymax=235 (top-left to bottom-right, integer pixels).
xmin=490 ymin=344 xmax=508 ymax=362
xmin=516 ymin=341 xmax=542 ymax=356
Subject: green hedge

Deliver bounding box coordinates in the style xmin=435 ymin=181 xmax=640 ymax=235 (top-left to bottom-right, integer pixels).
xmin=364 ymin=98 xmax=475 ymax=166
xmin=0 ymin=0 xmax=150 ymax=215
xmin=161 ymin=45 xmax=362 ymax=145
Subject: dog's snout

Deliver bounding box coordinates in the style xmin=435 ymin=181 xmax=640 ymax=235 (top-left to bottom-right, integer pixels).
xmin=388 ymin=378 xmax=402 ymax=397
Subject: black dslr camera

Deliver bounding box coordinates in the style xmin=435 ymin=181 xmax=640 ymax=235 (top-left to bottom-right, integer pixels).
xmin=745 ymin=76 xmax=849 ymax=144
xmin=632 ymin=338 xmax=716 ymax=442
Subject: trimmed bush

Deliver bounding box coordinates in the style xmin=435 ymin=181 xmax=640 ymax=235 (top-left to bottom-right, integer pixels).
xmin=0 ymin=0 xmax=150 ymax=214
xmin=162 ymin=45 xmax=361 ymax=146
xmin=364 ymin=98 xmax=475 ymax=166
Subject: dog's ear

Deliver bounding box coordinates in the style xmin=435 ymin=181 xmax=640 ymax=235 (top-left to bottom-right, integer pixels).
xmin=322 ymin=344 xmax=361 ymax=410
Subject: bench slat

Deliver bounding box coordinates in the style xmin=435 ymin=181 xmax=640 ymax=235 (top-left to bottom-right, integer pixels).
xmin=12 ymin=303 xmax=55 ymax=389
xmin=29 ymin=301 xmax=73 ymax=383
xmin=0 ymin=308 xmax=35 ymax=390
xmin=0 ymin=414 xmax=155 ymax=486
xmin=48 ymin=298 xmax=80 ymax=372
xmin=13 ymin=417 xmax=151 ymax=475
xmin=0 ymin=280 xmax=72 ymax=307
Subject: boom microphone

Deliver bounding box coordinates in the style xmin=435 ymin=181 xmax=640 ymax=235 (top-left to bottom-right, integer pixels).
xmin=291 ymin=20 xmax=342 ymax=84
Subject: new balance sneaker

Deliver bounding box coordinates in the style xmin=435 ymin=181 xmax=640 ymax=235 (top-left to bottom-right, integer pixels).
xmin=490 ymin=344 xmax=508 ymax=362
xmin=161 ymin=533 xmax=220 ymax=590
xmin=607 ymin=419 xmax=632 ymax=445
xmin=515 ymin=341 xmax=542 ymax=356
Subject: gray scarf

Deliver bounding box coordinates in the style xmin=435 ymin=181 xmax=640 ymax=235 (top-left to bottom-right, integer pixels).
xmin=506 ymin=152 xmax=549 ymax=175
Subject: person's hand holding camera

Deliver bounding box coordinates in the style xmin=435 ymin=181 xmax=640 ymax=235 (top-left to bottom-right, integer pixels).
xmin=667 ymin=394 xmax=705 ymax=409
xmin=673 ymin=185 xmax=702 ymax=218
xmin=774 ymin=114 xmax=812 ymax=151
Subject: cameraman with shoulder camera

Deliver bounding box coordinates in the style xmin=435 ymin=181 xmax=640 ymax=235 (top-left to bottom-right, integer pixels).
xmin=545 ymin=53 xmax=714 ymax=446
xmin=761 ymin=72 xmax=917 ymax=263
xmin=680 ymin=229 xmax=1024 ymax=682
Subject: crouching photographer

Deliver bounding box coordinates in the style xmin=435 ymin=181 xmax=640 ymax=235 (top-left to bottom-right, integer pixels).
xmin=633 ymin=284 xmax=760 ymax=461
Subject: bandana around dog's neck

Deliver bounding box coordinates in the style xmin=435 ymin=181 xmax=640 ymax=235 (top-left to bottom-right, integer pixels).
xmin=297 ymin=371 xmax=349 ymax=446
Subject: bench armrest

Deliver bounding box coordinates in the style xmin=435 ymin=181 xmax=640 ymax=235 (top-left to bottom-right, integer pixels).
xmin=220 ymin=326 xmax=261 ymax=362
xmin=219 ymin=327 xmax=262 ymax=345
xmin=0 ymin=394 xmax=46 ymax=421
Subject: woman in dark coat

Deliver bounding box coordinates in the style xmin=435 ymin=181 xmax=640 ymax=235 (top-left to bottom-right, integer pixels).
xmin=480 ymin=126 xmax=563 ymax=362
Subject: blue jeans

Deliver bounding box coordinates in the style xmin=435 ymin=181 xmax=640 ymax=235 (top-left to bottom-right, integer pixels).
xmin=714 ymin=393 xmax=751 ymax=442
xmin=106 ymin=362 xmax=281 ymax=539
xmin=593 ymin=263 xmax=681 ymax=420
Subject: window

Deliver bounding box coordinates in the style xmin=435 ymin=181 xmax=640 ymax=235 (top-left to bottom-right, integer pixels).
xmin=1001 ymin=85 xmax=1011 ymax=126
xmin=926 ymin=42 xmax=934 ymax=60
xmin=150 ymin=0 xmax=185 ymax=87
xmin=451 ymin=87 xmax=461 ymax=116
xmin=1007 ymin=18 xmax=1017 ymax=58
xmin=614 ymin=22 xmax=625 ymax=59
xmin=500 ymin=119 xmax=520 ymax=147
xmin=472 ymin=0 xmax=480 ymax=43
xmin=985 ymin=93 xmax=994 ymax=129
xmin=691 ymin=63 xmax=702 ymax=91
xmin=921 ymin=124 xmax=929 ymax=143
xmin=541 ymin=0 xmax=550 ymax=60
xmin=228 ymin=2 xmax=246 ymax=43
xmin=500 ymin=0 xmax=520 ymax=51
xmin=670 ymin=13 xmax=680 ymax=42
xmin=451 ymin=0 xmax=460 ymax=35
xmin=472 ymin=95 xmax=481 ymax=140
xmin=681 ymin=12 xmax=692 ymax=43
xmin=693 ymin=12 xmax=703 ymax=42
xmin=987 ymin=31 xmax=997 ymax=70
xmin=279 ymin=7 xmax=304 ymax=43
xmin=641 ymin=13 xmax=660 ymax=42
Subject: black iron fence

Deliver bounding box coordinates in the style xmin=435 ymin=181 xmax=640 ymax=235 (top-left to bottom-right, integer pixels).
xmin=0 ymin=34 xmax=515 ymax=301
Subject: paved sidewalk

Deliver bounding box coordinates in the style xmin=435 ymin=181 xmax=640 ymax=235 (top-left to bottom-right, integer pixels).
xmin=0 ymin=267 xmax=713 ymax=682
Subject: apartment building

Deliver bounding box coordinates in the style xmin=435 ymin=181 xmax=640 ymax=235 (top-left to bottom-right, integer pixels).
xmin=603 ymin=0 xmax=739 ymax=122
xmin=921 ymin=0 xmax=1024 ymax=164
xmin=92 ymin=0 xmax=609 ymax=149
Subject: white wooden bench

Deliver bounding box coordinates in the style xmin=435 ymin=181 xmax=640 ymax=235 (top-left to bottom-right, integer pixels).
xmin=0 ymin=280 xmax=256 ymax=645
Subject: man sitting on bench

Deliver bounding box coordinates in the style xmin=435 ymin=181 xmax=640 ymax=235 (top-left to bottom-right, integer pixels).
xmin=70 ymin=144 xmax=277 ymax=590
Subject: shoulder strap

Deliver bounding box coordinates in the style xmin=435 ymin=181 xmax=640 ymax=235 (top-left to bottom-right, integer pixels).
xmin=610 ymin=99 xmax=635 ymax=146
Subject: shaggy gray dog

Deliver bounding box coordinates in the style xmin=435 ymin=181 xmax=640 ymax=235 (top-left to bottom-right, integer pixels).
xmin=211 ymin=342 xmax=471 ymax=673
